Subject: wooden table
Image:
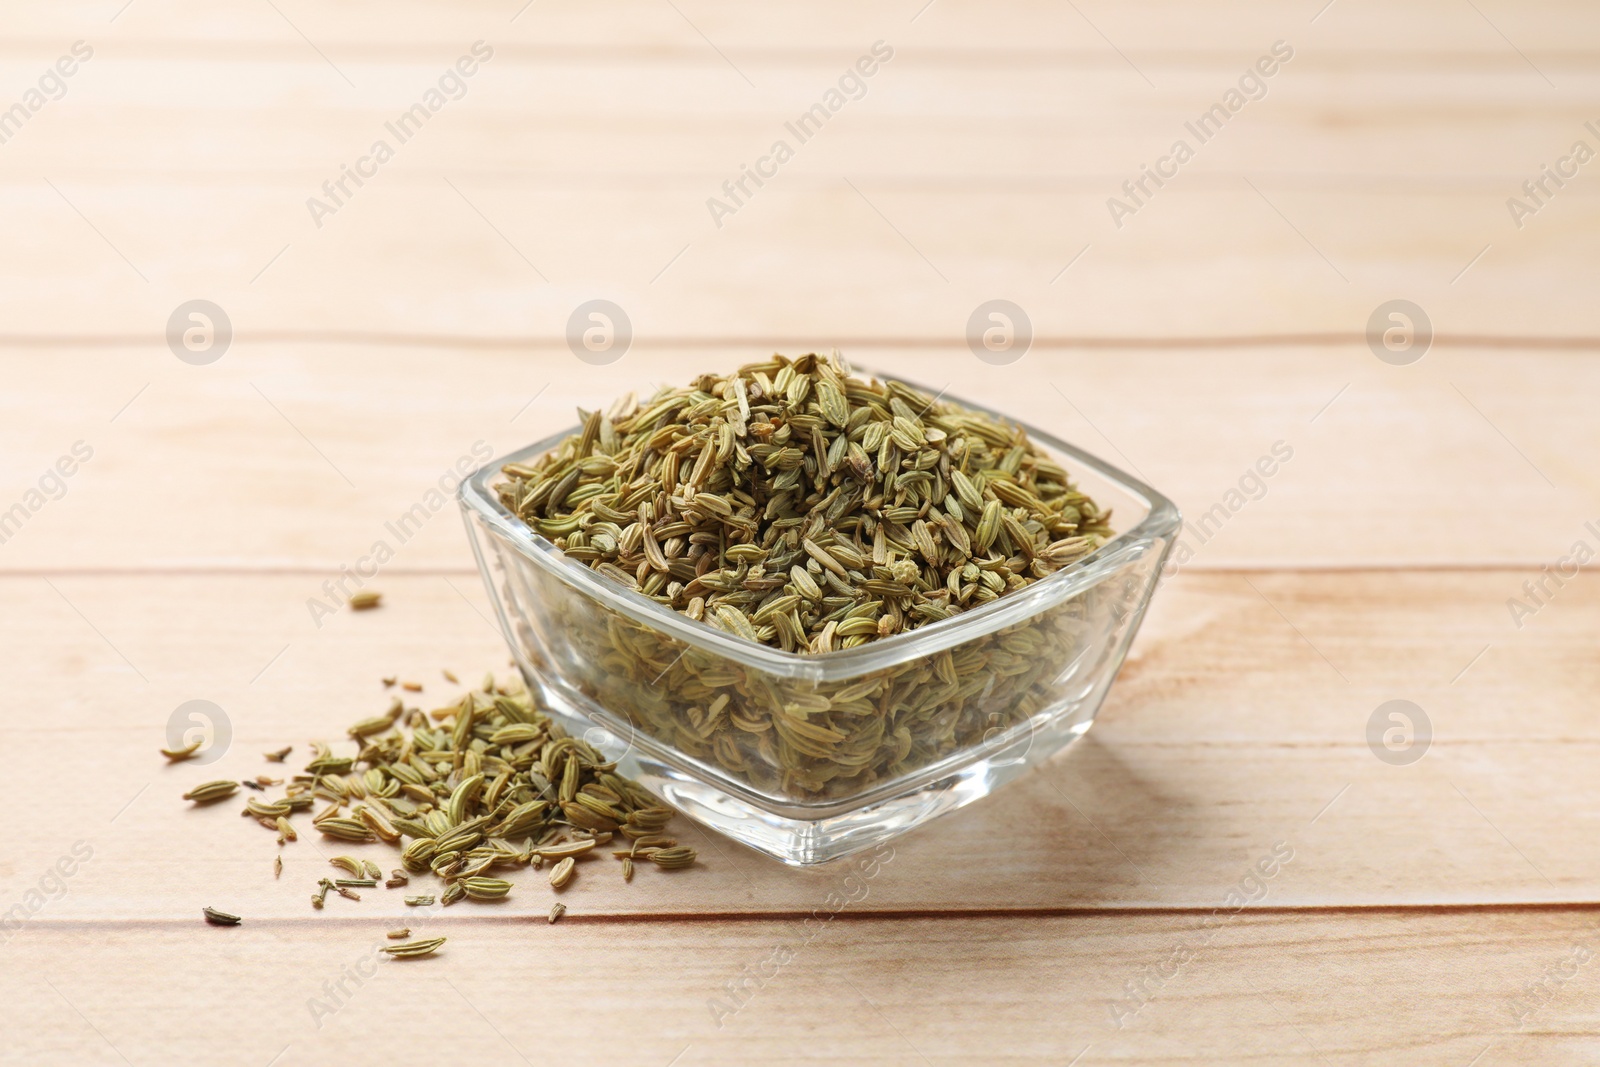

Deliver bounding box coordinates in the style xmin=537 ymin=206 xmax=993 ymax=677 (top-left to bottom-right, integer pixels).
xmin=4 ymin=3 xmax=1597 ymax=1063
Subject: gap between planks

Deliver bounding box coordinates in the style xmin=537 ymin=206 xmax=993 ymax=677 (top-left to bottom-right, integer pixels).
xmin=4 ymin=333 xmax=1600 ymax=351
xmin=0 ymin=563 xmax=1583 ymax=579
xmin=21 ymin=900 xmax=1600 ymax=931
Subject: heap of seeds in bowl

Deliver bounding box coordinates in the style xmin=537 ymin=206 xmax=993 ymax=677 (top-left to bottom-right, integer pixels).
xmin=177 ymin=671 xmax=694 ymax=931
xmin=496 ymin=353 xmax=1113 ymax=652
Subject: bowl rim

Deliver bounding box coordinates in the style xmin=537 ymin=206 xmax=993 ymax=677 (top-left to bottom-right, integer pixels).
xmin=457 ymin=372 xmax=1180 ymax=683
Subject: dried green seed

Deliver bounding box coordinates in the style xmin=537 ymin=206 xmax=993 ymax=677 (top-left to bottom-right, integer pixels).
xmin=161 ymin=740 xmax=202 ymax=762
xmin=535 ymin=839 xmax=597 ymax=860
xmin=648 ymin=846 xmax=698 ymax=870
xmin=460 ymin=877 xmax=513 ymax=901
xmin=381 ymin=936 xmax=445 ymax=959
xmin=316 ymin=818 xmax=376 ymax=843
xmin=446 ymin=774 xmax=485 ymax=826
xmin=183 ymin=780 xmax=239 ymax=804
xmin=202 ymin=907 xmax=241 ymax=926
xmin=401 ymin=838 xmax=438 ymax=872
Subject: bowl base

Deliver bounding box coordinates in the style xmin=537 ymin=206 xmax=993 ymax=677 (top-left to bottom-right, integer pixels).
xmin=523 ymin=659 xmax=1096 ymax=865
xmin=633 ymin=722 xmax=1094 ymax=866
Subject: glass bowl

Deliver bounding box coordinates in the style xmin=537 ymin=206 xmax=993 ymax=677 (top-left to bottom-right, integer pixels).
xmin=458 ymin=379 xmax=1179 ymax=865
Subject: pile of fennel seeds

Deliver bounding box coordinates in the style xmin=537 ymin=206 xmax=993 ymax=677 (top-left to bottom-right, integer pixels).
xmin=181 ymin=672 xmax=696 ymax=928
xmin=494 ymin=352 xmax=1114 ymax=654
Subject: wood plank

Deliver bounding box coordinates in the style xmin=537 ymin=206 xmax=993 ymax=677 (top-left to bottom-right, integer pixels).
xmin=1 ymin=184 xmax=1595 ymax=340
xmin=6 ymin=569 xmax=1598 ymax=922
xmin=4 ymin=51 xmax=1596 ymax=183
xmin=5 ymin=909 xmax=1597 ymax=1064
xmin=12 ymin=0 xmax=1600 ymax=54
xmin=0 ymin=37 xmax=1594 ymax=340
xmin=0 ymin=346 xmax=1592 ymax=570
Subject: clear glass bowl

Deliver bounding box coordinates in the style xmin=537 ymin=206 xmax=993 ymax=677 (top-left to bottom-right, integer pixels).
xmin=458 ymin=381 xmax=1179 ymax=865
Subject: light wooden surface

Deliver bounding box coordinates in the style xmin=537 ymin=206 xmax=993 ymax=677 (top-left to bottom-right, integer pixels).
xmin=3 ymin=3 xmax=1598 ymax=1064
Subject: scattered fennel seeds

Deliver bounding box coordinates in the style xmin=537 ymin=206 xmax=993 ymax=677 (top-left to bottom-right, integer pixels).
xmin=176 ymin=671 xmax=697 ymax=948
xmin=349 ymin=590 xmax=382 ymax=610
xmin=202 ymin=907 xmax=241 ymax=927
xmin=161 ymin=740 xmax=202 ymax=762
xmin=548 ymin=902 xmax=566 ymax=924
xmin=388 ymin=927 xmax=411 ymax=939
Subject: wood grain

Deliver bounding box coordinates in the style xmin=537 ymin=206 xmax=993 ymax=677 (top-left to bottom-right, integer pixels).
xmin=0 ymin=7 xmax=1596 ymax=340
xmin=7 ymin=909 xmax=1599 ymax=1065
xmin=6 ymin=569 xmax=1596 ymax=921
xmin=3 ymin=2 xmax=1597 ymax=1061
xmin=0 ymin=346 xmax=1595 ymax=572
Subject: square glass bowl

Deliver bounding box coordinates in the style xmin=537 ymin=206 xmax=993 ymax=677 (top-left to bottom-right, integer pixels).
xmin=459 ymin=384 xmax=1178 ymax=865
